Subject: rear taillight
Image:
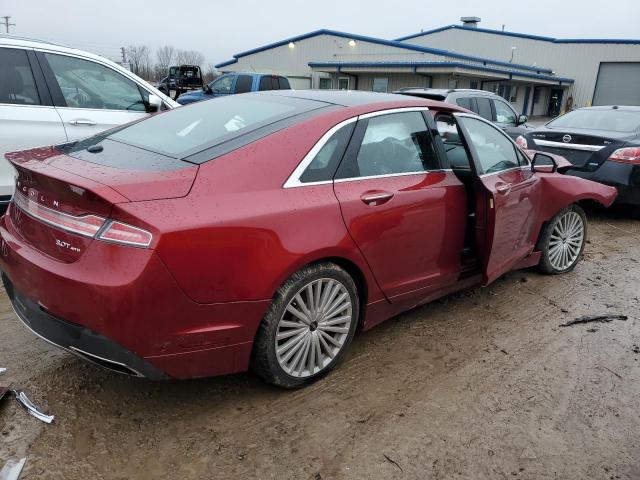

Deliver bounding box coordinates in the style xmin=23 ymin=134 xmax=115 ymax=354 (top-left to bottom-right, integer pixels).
xmin=13 ymin=191 xmax=153 ymax=247
xmin=609 ymin=147 xmax=640 ymax=164
xmin=515 ymin=136 xmax=528 ymax=149
xmin=98 ymin=221 xmax=153 ymax=247
xmin=13 ymin=191 xmax=105 ymax=237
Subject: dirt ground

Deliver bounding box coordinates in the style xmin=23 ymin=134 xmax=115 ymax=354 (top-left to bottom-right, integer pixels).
xmin=1 ymin=209 xmax=639 ymax=480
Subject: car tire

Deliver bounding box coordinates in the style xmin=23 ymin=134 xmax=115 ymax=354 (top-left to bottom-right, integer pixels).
xmin=537 ymin=204 xmax=587 ymax=275
xmin=251 ymin=262 xmax=359 ymax=388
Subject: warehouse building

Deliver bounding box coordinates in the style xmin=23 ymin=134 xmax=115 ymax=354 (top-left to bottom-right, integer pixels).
xmin=215 ymin=18 xmax=640 ymax=116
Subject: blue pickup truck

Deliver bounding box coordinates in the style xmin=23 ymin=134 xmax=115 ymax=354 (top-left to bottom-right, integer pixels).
xmin=177 ymin=73 xmax=291 ymax=105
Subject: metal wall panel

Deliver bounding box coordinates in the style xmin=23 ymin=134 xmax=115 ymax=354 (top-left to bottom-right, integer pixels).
xmin=403 ymin=29 xmax=640 ymax=108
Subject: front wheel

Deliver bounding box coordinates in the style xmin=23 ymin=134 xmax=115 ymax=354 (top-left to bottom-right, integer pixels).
xmin=537 ymin=204 xmax=587 ymax=274
xmin=251 ymin=262 xmax=359 ymax=388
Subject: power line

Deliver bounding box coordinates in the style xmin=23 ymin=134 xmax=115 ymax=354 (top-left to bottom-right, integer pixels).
xmin=1 ymin=16 xmax=15 ymax=34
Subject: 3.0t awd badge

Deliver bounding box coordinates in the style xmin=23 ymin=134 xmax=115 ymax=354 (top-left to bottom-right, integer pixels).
xmin=55 ymin=239 xmax=81 ymax=253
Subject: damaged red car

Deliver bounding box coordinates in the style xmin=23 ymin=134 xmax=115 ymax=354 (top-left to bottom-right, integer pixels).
xmin=0 ymin=91 xmax=616 ymax=388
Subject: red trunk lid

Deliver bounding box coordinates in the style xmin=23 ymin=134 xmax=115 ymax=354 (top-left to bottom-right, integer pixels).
xmin=6 ymin=143 xmax=198 ymax=263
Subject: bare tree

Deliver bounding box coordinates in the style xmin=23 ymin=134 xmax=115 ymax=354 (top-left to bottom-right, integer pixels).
xmin=155 ymin=45 xmax=175 ymax=76
xmin=176 ymin=49 xmax=205 ymax=66
xmin=202 ymin=63 xmax=219 ymax=84
xmin=126 ymin=45 xmax=151 ymax=79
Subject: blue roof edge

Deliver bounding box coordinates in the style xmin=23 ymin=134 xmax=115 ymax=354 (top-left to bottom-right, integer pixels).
xmin=214 ymin=28 xmax=554 ymax=73
xmin=308 ymin=61 xmax=574 ymax=84
xmin=395 ymin=24 xmax=640 ymax=45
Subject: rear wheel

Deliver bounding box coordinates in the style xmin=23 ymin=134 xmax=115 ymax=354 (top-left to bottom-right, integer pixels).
xmin=537 ymin=205 xmax=587 ymax=274
xmin=251 ymin=262 xmax=359 ymax=388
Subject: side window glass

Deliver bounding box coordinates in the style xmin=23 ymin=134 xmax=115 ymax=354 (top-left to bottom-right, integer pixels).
xmin=475 ymin=97 xmax=493 ymax=121
xmin=457 ymin=116 xmax=520 ymax=174
xmin=350 ymin=112 xmax=438 ymax=178
xmin=435 ymin=114 xmax=472 ymax=170
xmin=259 ymin=76 xmax=278 ymax=91
xmin=300 ymin=123 xmax=355 ymax=183
xmin=278 ymin=77 xmax=290 ymax=89
xmin=456 ymin=97 xmax=472 ymax=110
xmin=45 ymin=53 xmax=146 ymax=111
xmin=0 ymin=48 xmax=41 ymax=105
xmin=234 ymin=75 xmax=253 ymax=94
xmin=211 ymin=75 xmax=234 ymax=94
xmin=494 ymin=100 xmax=516 ymax=125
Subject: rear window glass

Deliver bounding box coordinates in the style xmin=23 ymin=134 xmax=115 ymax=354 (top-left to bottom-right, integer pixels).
xmin=105 ymin=94 xmax=325 ymax=158
xmin=548 ymin=109 xmax=640 ymax=132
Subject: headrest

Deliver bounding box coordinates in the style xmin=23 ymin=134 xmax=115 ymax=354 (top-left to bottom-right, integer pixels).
xmin=0 ymin=68 xmax=24 ymax=96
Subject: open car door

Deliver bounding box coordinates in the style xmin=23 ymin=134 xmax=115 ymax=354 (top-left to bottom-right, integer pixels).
xmin=453 ymin=113 xmax=541 ymax=285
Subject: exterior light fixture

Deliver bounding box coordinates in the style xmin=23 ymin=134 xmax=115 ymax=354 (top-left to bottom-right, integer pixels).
xmin=288 ymin=42 xmax=295 ymax=49
xmin=348 ymin=39 xmax=356 ymax=47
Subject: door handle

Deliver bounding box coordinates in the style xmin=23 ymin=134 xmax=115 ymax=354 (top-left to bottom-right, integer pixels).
xmin=68 ymin=119 xmax=97 ymax=126
xmin=495 ymin=182 xmax=512 ymax=195
xmin=361 ymin=191 xmax=394 ymax=206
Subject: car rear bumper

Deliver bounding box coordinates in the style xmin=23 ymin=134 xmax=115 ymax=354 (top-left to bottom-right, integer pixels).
xmin=566 ymin=161 xmax=640 ymax=206
xmin=0 ymin=210 xmax=270 ymax=379
xmin=3 ymin=274 xmax=167 ymax=379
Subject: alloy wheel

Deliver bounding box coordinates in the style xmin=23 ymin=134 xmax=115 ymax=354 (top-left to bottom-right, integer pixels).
xmin=548 ymin=210 xmax=585 ymax=271
xmin=275 ymin=278 xmax=353 ymax=378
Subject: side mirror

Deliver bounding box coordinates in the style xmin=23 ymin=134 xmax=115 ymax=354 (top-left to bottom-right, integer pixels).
xmin=204 ymin=84 xmax=213 ymax=94
xmin=517 ymin=114 xmax=528 ymax=126
xmin=147 ymin=94 xmax=163 ymax=113
xmin=531 ymin=152 xmax=557 ymax=173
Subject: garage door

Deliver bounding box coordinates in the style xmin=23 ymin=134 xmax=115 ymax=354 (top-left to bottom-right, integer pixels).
xmin=593 ymin=62 xmax=640 ymax=106
xmin=287 ymin=77 xmax=311 ymax=90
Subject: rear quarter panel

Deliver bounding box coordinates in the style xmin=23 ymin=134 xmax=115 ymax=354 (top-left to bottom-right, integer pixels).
xmin=117 ymin=109 xmax=387 ymax=305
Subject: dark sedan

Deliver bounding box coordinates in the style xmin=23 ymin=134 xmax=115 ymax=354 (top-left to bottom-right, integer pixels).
xmin=519 ymin=106 xmax=640 ymax=212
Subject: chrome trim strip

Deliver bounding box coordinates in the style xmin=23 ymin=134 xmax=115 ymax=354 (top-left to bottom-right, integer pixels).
xmin=358 ymin=106 xmax=430 ymax=120
xmin=478 ymin=165 xmax=531 ymax=179
xmin=13 ymin=191 xmax=105 ymax=238
xmin=534 ymin=139 xmax=605 ymax=152
xmin=334 ymin=169 xmax=451 ymax=183
xmin=283 ymin=107 xmax=430 ymax=189
xmin=69 ymin=346 xmax=144 ymax=377
xmin=283 ymin=117 xmax=357 ymax=189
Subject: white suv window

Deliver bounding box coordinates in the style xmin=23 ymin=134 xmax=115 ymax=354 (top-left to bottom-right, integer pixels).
xmin=45 ymin=53 xmax=146 ymax=111
xmin=0 ymin=48 xmax=41 ymax=106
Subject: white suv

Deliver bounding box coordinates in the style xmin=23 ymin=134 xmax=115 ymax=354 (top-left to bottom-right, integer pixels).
xmin=0 ymin=36 xmax=178 ymax=209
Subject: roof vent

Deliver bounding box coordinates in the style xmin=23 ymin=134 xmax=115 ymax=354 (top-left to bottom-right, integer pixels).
xmin=460 ymin=16 xmax=481 ymax=28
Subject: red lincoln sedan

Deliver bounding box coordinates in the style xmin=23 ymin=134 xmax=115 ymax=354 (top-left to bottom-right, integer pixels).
xmin=0 ymin=91 xmax=616 ymax=387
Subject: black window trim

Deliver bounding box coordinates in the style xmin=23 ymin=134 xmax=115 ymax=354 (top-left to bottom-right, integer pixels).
xmin=0 ymin=46 xmax=50 ymax=107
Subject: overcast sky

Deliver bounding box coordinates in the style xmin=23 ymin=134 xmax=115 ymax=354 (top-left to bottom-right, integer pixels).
xmin=2 ymin=0 xmax=639 ymax=67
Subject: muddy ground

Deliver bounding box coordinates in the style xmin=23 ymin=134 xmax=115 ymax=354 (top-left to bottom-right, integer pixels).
xmin=1 ymin=209 xmax=639 ymax=479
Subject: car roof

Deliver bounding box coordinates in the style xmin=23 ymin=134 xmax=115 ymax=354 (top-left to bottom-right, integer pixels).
xmin=259 ymin=89 xmax=449 ymax=107
xmin=395 ymin=88 xmax=499 ymax=98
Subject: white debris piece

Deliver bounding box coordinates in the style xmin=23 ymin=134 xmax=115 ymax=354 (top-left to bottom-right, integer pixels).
xmin=0 ymin=458 xmax=26 ymax=480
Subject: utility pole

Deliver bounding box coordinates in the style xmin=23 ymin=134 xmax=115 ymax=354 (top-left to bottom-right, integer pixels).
xmin=1 ymin=16 xmax=15 ymax=34
xmin=120 ymin=47 xmax=126 ymax=63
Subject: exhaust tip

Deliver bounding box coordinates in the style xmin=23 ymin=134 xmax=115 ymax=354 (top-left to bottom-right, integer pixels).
xmin=69 ymin=346 xmax=145 ymax=377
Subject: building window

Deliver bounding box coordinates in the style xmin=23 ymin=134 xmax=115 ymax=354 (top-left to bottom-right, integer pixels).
xmin=470 ymin=81 xmax=479 ymax=90
xmin=372 ymin=78 xmax=388 ymax=93
xmin=338 ymin=77 xmax=350 ymax=90
xmin=509 ymin=86 xmax=519 ymax=103
xmin=448 ymin=78 xmax=459 ymax=89
xmin=319 ymin=77 xmax=332 ymax=89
